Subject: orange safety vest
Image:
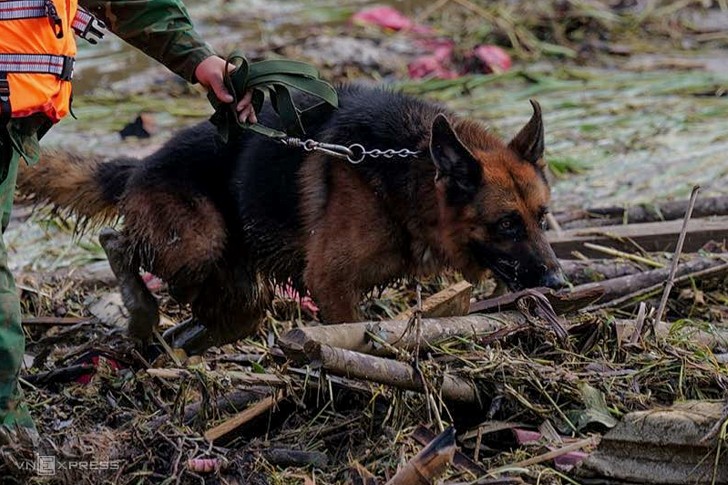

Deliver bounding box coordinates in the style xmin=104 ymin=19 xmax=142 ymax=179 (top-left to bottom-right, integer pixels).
xmin=0 ymin=0 xmax=101 ymax=123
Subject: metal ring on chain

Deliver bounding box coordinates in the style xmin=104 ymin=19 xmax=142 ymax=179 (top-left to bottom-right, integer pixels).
xmin=347 ymin=143 xmax=366 ymax=164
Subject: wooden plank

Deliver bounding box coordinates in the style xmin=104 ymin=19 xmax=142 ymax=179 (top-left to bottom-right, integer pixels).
xmin=396 ymin=281 xmax=473 ymax=320
xmin=547 ymin=216 xmax=728 ymax=258
xmin=204 ymin=391 xmax=283 ymax=443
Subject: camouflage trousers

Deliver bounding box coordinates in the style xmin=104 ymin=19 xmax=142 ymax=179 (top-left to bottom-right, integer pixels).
xmin=0 ymin=126 xmax=34 ymax=430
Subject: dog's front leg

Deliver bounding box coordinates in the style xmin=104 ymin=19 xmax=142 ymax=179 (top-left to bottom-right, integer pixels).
xmin=305 ymin=267 xmax=362 ymax=323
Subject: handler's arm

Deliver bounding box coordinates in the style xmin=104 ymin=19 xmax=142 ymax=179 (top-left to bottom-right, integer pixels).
xmin=79 ymin=0 xmax=213 ymax=82
xmin=79 ymin=0 xmax=256 ymax=121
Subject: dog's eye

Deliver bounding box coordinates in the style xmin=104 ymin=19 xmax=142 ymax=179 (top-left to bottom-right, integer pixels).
xmin=499 ymin=219 xmax=513 ymax=231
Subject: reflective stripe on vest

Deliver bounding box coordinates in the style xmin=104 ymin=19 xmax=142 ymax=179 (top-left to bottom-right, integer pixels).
xmin=0 ymin=1 xmax=46 ymax=20
xmin=0 ymin=0 xmax=78 ymax=122
xmin=0 ymin=1 xmax=104 ymax=43
xmin=0 ymin=53 xmax=74 ymax=80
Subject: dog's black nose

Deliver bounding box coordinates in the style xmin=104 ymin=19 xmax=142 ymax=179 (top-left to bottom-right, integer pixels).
xmin=541 ymin=269 xmax=567 ymax=289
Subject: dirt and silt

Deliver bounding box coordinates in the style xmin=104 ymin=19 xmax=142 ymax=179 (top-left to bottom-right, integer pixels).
xmin=1 ymin=1 xmax=727 ymax=484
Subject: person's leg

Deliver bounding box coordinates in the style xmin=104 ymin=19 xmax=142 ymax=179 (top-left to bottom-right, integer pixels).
xmin=0 ymin=133 xmax=34 ymax=430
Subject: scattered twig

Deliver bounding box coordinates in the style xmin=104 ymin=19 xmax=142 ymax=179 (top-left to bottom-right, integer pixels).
xmin=203 ymin=391 xmax=284 ymax=443
xmin=146 ymin=368 xmax=286 ymax=387
xmin=154 ymin=329 xmax=183 ymax=367
xmin=629 ymin=302 xmax=648 ymax=345
xmin=488 ymin=436 xmax=597 ymax=474
xmin=582 ymin=242 xmax=665 ymax=268
xmin=653 ymin=185 xmax=701 ymax=330
xmin=148 ymin=388 xmax=274 ymax=431
xmin=21 ymin=316 xmax=89 ymax=326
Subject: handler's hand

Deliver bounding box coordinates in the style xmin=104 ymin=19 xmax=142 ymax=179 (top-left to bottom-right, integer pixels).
xmin=195 ymin=56 xmax=258 ymax=124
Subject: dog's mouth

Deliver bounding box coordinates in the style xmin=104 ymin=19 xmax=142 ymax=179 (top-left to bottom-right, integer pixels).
xmin=488 ymin=259 xmax=524 ymax=291
xmin=469 ymin=243 xmax=522 ymax=290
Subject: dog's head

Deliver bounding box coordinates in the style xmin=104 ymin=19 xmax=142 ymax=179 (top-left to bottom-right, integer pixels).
xmin=429 ymin=101 xmax=565 ymax=290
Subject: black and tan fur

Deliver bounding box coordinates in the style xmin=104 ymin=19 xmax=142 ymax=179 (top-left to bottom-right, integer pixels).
xmin=18 ymin=85 xmax=564 ymax=354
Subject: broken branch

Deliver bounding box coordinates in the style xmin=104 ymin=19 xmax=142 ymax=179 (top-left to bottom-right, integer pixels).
xmin=280 ymin=313 xmax=529 ymax=361
xmin=304 ymin=341 xmax=478 ymax=402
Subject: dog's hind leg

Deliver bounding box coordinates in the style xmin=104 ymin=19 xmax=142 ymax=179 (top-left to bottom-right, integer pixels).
xmin=113 ymin=187 xmax=232 ymax=350
xmin=99 ymin=227 xmax=159 ymax=341
xmin=163 ymin=265 xmax=271 ymax=355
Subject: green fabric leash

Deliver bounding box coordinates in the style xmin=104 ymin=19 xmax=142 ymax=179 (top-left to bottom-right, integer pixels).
xmin=208 ymin=54 xmax=339 ymax=143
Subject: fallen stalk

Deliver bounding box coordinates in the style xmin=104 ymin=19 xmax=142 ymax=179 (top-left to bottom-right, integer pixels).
xmin=146 ymin=368 xmax=286 ymax=387
xmin=576 ymin=256 xmax=727 ymax=310
xmin=585 ymin=260 xmax=728 ymax=311
xmin=304 ymin=341 xmax=479 ymax=403
xmin=280 ymin=313 xmax=530 ymax=361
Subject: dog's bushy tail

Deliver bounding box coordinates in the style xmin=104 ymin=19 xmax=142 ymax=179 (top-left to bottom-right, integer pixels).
xmin=17 ymin=148 xmax=138 ymax=226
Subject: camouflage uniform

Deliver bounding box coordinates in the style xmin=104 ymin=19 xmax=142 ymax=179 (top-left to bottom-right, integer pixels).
xmin=0 ymin=0 xmax=215 ymax=431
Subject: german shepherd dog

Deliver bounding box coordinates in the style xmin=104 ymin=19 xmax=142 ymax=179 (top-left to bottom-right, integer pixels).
xmin=18 ymin=85 xmax=565 ymax=354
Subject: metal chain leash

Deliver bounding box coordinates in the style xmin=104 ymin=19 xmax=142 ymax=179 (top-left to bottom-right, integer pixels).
xmin=279 ymin=137 xmax=420 ymax=164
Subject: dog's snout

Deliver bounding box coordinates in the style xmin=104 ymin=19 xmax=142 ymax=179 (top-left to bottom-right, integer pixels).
xmin=541 ymin=268 xmax=567 ymax=289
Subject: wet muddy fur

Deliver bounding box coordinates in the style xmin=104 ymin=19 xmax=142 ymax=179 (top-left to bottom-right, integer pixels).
xmin=18 ymin=85 xmax=564 ymax=354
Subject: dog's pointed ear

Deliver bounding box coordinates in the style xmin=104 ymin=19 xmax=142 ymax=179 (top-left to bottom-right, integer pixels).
xmin=430 ymin=114 xmax=483 ymax=204
xmin=508 ymin=100 xmax=545 ymax=165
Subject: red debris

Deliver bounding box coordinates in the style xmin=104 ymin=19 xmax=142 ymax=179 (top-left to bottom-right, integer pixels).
xmin=472 ymin=44 xmax=512 ymax=73
xmin=351 ymin=6 xmax=512 ymax=80
xmin=408 ymin=40 xmax=459 ymax=80
xmin=351 ymin=6 xmax=430 ymax=33
xmin=277 ymin=282 xmax=320 ymax=317
xmin=75 ymin=354 xmax=122 ymax=385
xmin=141 ymin=272 xmax=164 ymax=293
xmin=512 ymin=428 xmax=590 ymax=472
xmin=187 ymin=458 xmax=220 ymax=473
